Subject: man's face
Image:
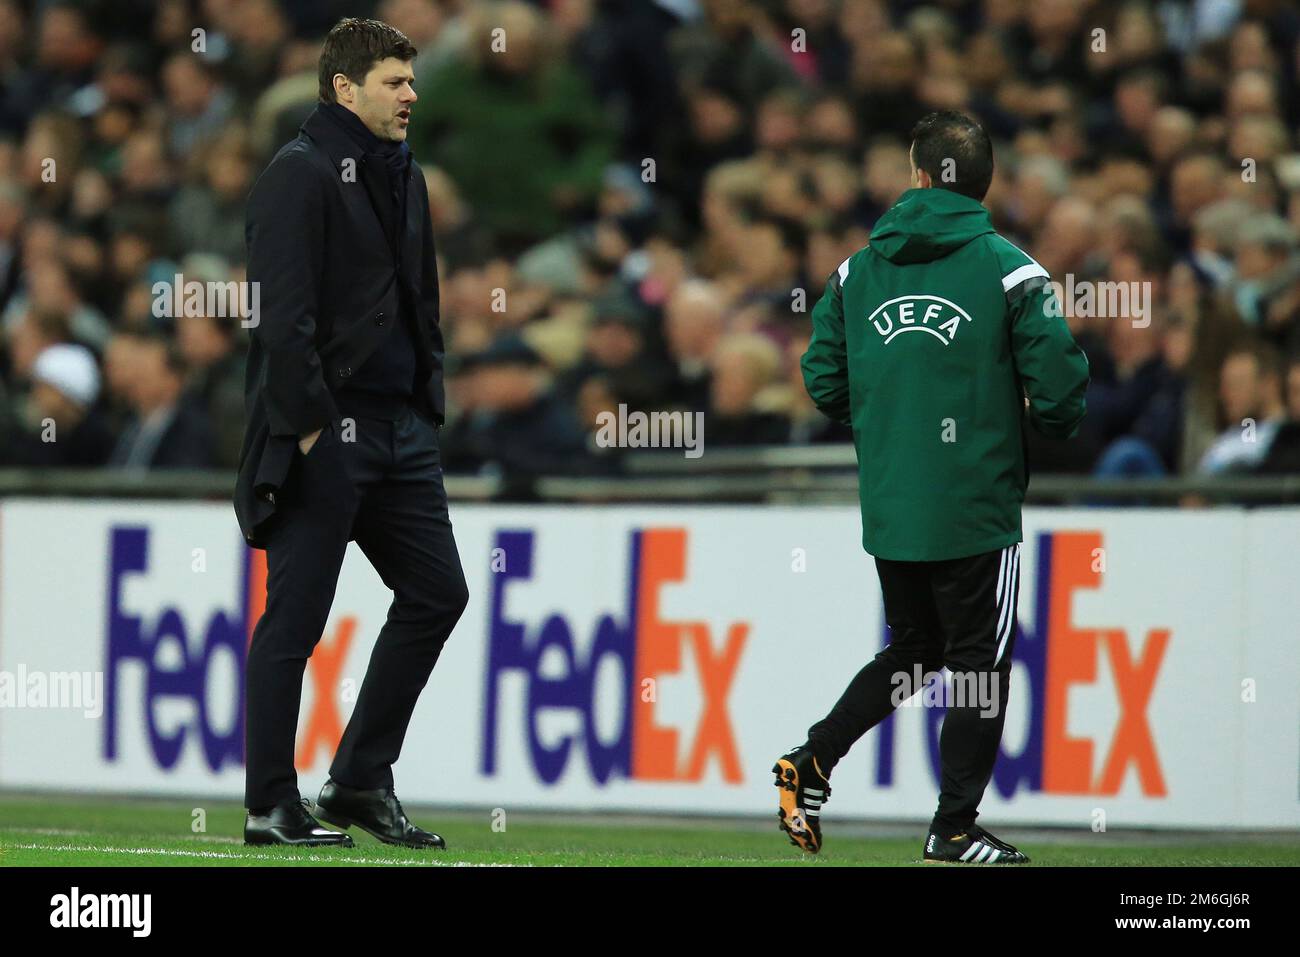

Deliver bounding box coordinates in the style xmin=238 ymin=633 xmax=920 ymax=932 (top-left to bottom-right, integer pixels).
xmin=1220 ymin=353 xmax=1262 ymax=423
xmin=711 ymin=350 xmax=761 ymax=416
xmin=476 ymin=364 xmax=540 ymax=411
xmin=587 ymin=320 xmax=641 ymax=368
xmin=32 ymin=381 xmax=83 ymax=424
xmin=339 ymin=56 xmax=417 ymax=142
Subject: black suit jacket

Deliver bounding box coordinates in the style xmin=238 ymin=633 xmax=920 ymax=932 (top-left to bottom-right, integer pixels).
xmin=234 ymin=105 xmax=446 ymax=548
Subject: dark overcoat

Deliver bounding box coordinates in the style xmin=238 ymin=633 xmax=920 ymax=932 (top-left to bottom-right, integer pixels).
xmin=234 ymin=106 xmax=446 ymax=548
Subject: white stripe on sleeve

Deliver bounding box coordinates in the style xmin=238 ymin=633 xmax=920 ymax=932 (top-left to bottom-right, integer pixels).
xmin=1001 ymin=262 xmax=1049 ymax=292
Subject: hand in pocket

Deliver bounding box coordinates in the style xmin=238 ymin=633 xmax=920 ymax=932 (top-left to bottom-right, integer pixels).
xmin=299 ymin=427 xmax=324 ymax=455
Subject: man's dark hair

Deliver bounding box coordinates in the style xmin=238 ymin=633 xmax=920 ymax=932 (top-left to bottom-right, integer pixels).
xmin=132 ymin=329 xmax=190 ymax=380
xmin=27 ymin=305 xmax=73 ymax=344
xmin=1226 ymin=339 xmax=1283 ymax=383
xmin=758 ymin=214 xmax=809 ymax=259
xmin=909 ymin=111 xmax=994 ymax=201
xmin=318 ymin=18 xmax=417 ymax=104
xmin=1116 ymin=66 xmax=1170 ymax=103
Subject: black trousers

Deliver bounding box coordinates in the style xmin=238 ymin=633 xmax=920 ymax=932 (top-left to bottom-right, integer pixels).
xmin=244 ymin=403 xmax=469 ymax=809
xmin=807 ymin=544 xmax=1020 ymax=835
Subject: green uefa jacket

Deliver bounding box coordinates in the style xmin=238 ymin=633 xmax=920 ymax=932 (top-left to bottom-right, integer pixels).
xmin=802 ymin=187 xmax=1090 ymax=561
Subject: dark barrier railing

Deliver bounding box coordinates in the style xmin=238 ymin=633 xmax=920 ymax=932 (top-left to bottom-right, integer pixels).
xmin=534 ymin=473 xmax=1300 ymax=504
xmin=2 ymin=447 xmax=1299 ymax=506
xmin=0 ymin=469 xmax=499 ymax=502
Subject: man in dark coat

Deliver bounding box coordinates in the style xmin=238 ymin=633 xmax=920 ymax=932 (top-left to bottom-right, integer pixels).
xmin=235 ymin=18 xmax=468 ymax=849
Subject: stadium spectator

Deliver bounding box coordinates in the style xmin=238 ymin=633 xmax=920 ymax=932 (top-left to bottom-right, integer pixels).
xmin=442 ymin=334 xmax=589 ymax=479
xmin=167 ymin=129 xmax=254 ymax=263
xmin=1257 ymin=355 xmax=1300 ymax=474
xmin=706 ymin=331 xmax=790 ymax=446
xmin=161 ymin=52 xmax=235 ymax=158
xmin=175 ymin=301 xmax=245 ymax=469
xmin=106 ymin=331 xmax=214 ymax=469
xmin=5 ymin=256 xmax=112 ymax=351
xmin=0 ymin=0 xmax=1294 ymax=492
xmin=663 ymin=279 xmax=725 ymax=412
xmin=785 ymin=331 xmax=851 ymax=445
xmin=1231 ymin=214 xmax=1300 ymax=353
xmin=1198 ymin=342 xmax=1286 ymax=474
xmin=407 ymin=0 xmax=613 ymax=254
xmin=4 ymin=304 xmax=73 ymax=382
xmin=423 ymin=165 xmax=494 ymax=271
xmin=561 ymin=291 xmax=676 ymax=411
xmin=0 ymin=341 xmax=114 ymax=466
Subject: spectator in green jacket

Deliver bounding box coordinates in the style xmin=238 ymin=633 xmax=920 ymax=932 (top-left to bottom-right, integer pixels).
xmin=408 ymin=1 xmax=613 ymax=254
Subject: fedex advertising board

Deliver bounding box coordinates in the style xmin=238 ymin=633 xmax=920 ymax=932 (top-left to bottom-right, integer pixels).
xmin=0 ymin=500 xmax=1295 ymax=829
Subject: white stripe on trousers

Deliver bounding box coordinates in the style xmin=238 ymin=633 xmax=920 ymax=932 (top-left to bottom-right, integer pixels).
xmin=994 ymin=544 xmax=1020 ymax=668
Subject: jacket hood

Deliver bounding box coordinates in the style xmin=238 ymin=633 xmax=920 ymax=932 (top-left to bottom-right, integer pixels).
xmin=869 ymin=188 xmax=995 ymax=265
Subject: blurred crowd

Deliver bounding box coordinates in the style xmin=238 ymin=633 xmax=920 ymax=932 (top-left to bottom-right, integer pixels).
xmin=2 ymin=0 xmax=1300 ymax=484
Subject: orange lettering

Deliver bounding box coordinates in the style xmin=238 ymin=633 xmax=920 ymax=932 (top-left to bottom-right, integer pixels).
xmin=682 ymin=622 xmax=747 ymax=782
xmin=1095 ymin=629 xmax=1168 ymax=796
xmin=631 ymin=530 xmax=686 ymax=780
xmin=1043 ymin=532 xmax=1101 ymax=794
xmin=295 ymin=616 xmax=355 ymax=768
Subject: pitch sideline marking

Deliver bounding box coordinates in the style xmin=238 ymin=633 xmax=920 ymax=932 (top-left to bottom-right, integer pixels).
xmin=4 ymin=842 xmax=526 ymax=866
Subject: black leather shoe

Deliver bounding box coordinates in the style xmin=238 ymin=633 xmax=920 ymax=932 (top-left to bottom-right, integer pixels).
xmin=314 ymin=779 xmax=446 ymax=849
xmin=244 ymin=797 xmax=355 ymax=847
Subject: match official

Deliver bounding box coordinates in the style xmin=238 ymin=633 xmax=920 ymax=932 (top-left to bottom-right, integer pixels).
xmin=774 ymin=110 xmax=1089 ymax=863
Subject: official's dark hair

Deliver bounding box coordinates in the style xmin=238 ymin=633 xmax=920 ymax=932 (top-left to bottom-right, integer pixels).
xmin=909 ymin=111 xmax=994 ymax=201
xmin=318 ymin=18 xmax=417 ymax=104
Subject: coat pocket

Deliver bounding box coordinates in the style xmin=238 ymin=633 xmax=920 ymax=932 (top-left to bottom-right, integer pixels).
xmin=253 ymin=432 xmax=297 ymax=502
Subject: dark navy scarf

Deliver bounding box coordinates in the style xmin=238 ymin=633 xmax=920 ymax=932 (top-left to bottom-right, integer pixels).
xmin=319 ymin=100 xmax=410 ymax=200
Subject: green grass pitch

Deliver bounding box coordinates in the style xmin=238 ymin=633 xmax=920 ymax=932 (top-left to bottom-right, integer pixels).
xmin=1 ymin=794 xmax=1297 ymax=866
